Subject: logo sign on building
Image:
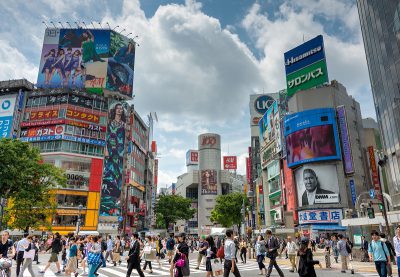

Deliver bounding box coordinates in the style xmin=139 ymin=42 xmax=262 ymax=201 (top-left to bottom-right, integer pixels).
xmin=21 ymin=119 xmax=65 ymax=127
xmin=368 ymin=146 xmax=382 ymax=200
xmin=223 ymin=156 xmax=237 ymax=170
xmin=21 ymin=125 xmax=64 ymax=137
xmin=284 ymin=35 xmax=328 ymax=97
xmin=0 ymin=95 xmax=17 ymax=139
xmin=298 ymin=209 xmax=342 ymax=224
xmin=337 ymin=106 xmax=354 ymax=175
xmin=284 ymin=108 xmax=341 ymax=168
xmin=30 ymin=109 xmax=59 ymax=121
xmin=199 ymin=134 xmax=220 ymax=150
xmin=66 ymin=109 xmax=100 ymax=124
xmin=349 ymin=179 xmax=357 ymax=205
xmin=249 ymin=94 xmax=277 ymax=126
xmin=186 ymin=150 xmax=199 ymax=166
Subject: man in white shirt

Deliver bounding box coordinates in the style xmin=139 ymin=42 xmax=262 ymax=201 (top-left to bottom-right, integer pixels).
xmin=393 ymin=225 xmax=400 ymax=276
xmin=16 ymin=233 xmax=30 ymax=276
xmin=285 ymin=236 xmax=298 ymax=272
xmin=223 ymin=230 xmax=241 ymax=277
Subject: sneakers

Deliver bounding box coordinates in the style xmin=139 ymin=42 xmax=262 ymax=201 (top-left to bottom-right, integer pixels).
xmin=75 ymin=272 xmax=79 ymax=277
xmin=55 ymin=271 xmax=62 ymax=275
xmin=341 ymin=270 xmax=346 ymax=273
xmin=39 ymin=271 xmax=45 ymax=274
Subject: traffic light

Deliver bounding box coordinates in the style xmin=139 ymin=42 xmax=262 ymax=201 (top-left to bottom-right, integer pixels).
xmin=378 ymin=203 xmax=384 ymax=211
xmin=367 ymin=207 xmax=375 ymax=219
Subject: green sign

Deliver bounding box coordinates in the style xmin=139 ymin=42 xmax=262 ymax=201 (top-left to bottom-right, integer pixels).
xmin=286 ymin=59 xmax=328 ymax=97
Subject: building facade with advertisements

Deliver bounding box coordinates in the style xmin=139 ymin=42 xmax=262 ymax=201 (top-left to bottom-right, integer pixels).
xmin=174 ymin=134 xmax=246 ymax=235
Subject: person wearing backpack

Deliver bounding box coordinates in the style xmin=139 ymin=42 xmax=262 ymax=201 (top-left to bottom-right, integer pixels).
xmin=337 ymin=234 xmax=350 ymax=273
xmin=369 ymin=231 xmax=391 ymax=277
xmin=166 ymin=233 xmax=175 ymax=264
xmin=195 ymin=235 xmax=208 ymax=270
xmin=40 ymin=232 xmax=63 ymax=275
xmin=256 ymin=235 xmax=267 ymax=275
xmin=381 ymin=233 xmax=395 ymax=277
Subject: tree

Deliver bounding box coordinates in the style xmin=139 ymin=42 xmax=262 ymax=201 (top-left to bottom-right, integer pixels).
xmin=210 ymin=192 xmax=249 ymax=229
xmin=155 ymin=195 xmax=196 ymax=230
xmin=0 ymin=139 xmax=66 ymax=232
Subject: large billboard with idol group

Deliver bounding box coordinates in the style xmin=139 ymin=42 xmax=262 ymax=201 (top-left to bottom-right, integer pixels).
xmin=294 ymin=164 xmax=340 ymax=207
xmin=284 ymin=35 xmax=328 ymax=97
xmin=100 ymin=100 xmax=129 ymax=216
xmin=284 ymin=108 xmax=341 ymax=168
xmin=37 ymin=28 xmax=135 ymax=99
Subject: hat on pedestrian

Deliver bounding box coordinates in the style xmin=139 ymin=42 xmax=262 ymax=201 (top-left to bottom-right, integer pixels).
xmin=301 ymin=237 xmax=309 ymax=245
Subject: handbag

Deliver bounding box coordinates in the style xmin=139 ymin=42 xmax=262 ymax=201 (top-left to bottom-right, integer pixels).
xmin=87 ymin=252 xmax=101 ymax=265
xmin=143 ymin=245 xmax=152 ymax=254
xmin=175 ymin=253 xmax=186 ymax=268
xmin=216 ymin=246 xmax=224 ymax=259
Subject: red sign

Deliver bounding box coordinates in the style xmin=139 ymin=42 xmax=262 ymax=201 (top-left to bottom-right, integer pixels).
xmin=154 ymin=159 xmax=158 ymax=185
xmin=30 ymin=109 xmax=59 ymax=120
xmin=65 ymin=119 xmax=106 ymax=132
xmin=223 ymin=156 xmax=237 ymax=170
xmin=151 ymin=141 xmax=157 ymax=154
xmin=66 ymin=109 xmax=100 ymax=123
xmin=248 ymin=147 xmax=252 ymax=184
xmin=368 ymin=146 xmax=382 ymax=200
xmin=201 ymin=135 xmax=217 ymax=147
xmin=21 ymin=125 xmax=64 ymax=137
xmin=283 ymin=160 xmax=297 ymax=221
xmin=246 ymin=157 xmax=251 ymax=184
xmin=259 ymin=183 xmax=264 ymax=194
xmin=20 ymin=119 xmax=65 ymax=127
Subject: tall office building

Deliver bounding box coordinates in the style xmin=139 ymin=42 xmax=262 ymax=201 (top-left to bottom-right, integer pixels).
xmin=357 ymin=1 xmax=400 ymax=206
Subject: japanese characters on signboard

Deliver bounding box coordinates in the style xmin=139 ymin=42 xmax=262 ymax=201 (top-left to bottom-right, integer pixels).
xmin=20 ymin=125 xmax=64 ymax=138
xmin=186 ymin=150 xmax=199 ymax=166
xmin=337 ymin=106 xmax=354 ymax=175
xmin=200 ymin=170 xmax=217 ymax=195
xmin=30 ymin=110 xmax=59 ymax=121
xmin=100 ymin=100 xmax=129 ymax=216
xmin=0 ymin=95 xmax=17 ymax=139
xmin=284 ymin=108 xmax=341 ymax=168
xmin=223 ymin=156 xmax=237 ymax=170
xmin=246 ymin=157 xmax=251 ymax=184
xmin=294 ymin=164 xmax=340 ymax=207
xmin=368 ymin=146 xmax=381 ymax=200
xmin=284 ymin=35 xmax=329 ymax=97
xmin=66 ymin=109 xmax=100 ymax=123
xmin=298 ymin=209 xmax=342 ymax=224
xmin=154 ymin=159 xmax=158 ymax=185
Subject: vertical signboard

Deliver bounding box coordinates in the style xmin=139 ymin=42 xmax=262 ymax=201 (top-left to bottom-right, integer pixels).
xmin=284 ymin=35 xmax=329 ymax=97
xmin=0 ymin=95 xmax=17 ymax=139
xmin=349 ymin=179 xmax=357 ymax=206
xmin=258 ymin=184 xmax=265 ymax=226
xmin=100 ymin=100 xmax=129 ymax=216
xmin=154 ymin=159 xmax=158 ymax=185
xmin=200 ymin=170 xmax=217 ymax=195
xmin=223 ymin=156 xmax=237 ymax=170
xmin=337 ymin=106 xmax=354 ymax=174
xmin=246 ymin=158 xmax=251 ymax=184
xmin=368 ymin=146 xmax=382 ymax=200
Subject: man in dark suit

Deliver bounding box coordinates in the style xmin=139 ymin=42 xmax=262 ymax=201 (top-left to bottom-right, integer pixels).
xmin=126 ymin=233 xmax=145 ymax=277
xmin=360 ymin=236 xmax=369 ymax=262
xmin=265 ymin=230 xmax=284 ymax=277
xmin=301 ymin=168 xmax=335 ymax=205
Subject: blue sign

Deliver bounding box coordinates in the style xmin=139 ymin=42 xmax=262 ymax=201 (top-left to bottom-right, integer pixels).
xmin=118 ymin=216 xmax=123 ymax=222
xmin=63 ymin=135 xmax=106 ymax=146
xmin=370 ymin=189 xmax=375 ymax=199
xmin=0 ymin=116 xmax=13 ymax=139
xmin=284 ymin=108 xmax=341 ymax=168
xmin=284 ymin=35 xmax=326 ymax=75
xmin=20 ymin=135 xmax=62 ymax=142
xmin=349 ymin=179 xmax=357 ymax=205
xmin=254 ymin=95 xmax=275 ymax=115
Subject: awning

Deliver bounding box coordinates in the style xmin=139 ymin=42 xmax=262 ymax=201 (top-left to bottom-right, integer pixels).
xmin=302 ymin=224 xmax=347 ymax=231
xmin=210 ymin=227 xmax=226 ymax=236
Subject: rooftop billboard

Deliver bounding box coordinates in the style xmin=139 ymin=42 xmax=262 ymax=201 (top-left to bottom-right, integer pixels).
xmin=37 ymin=28 xmax=135 ymax=99
xmin=284 ymin=108 xmax=341 ymax=168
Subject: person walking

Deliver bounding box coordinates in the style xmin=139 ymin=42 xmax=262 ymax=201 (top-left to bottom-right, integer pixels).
xmin=166 ymin=234 xmax=175 ymax=264
xmin=16 ymin=233 xmax=30 ymax=276
xmin=255 ymin=235 xmax=266 ymax=275
xmin=239 ymin=239 xmax=247 ymax=264
xmin=297 ymin=238 xmax=321 ymax=277
xmin=265 ymin=230 xmax=284 ymax=277
xmin=112 ymin=236 xmax=122 ymax=266
xmin=361 ymin=236 xmax=369 ymax=262
xmin=369 ymin=231 xmax=391 ymax=277
xmin=331 ymin=235 xmax=339 ymax=263
xmin=39 ymin=232 xmax=63 ymax=275
xmin=105 ymin=235 xmax=114 ymax=263
xmin=337 ymin=234 xmax=349 ymax=273
xmin=143 ymin=236 xmax=155 ymax=274
xmin=65 ymin=237 xmax=78 ymax=277
xmin=205 ymin=236 xmax=217 ymax=277
xmin=87 ymin=236 xmax=101 ymax=277
xmin=223 ymin=229 xmax=241 ymax=277
xmin=196 ymin=236 xmax=208 ymax=270
xmin=155 ymin=235 xmax=162 ymax=268
xmin=393 ymin=226 xmax=400 ymax=277
xmin=93 ymin=236 xmax=106 ymax=276
xmin=126 ymin=233 xmax=145 ymax=277
xmin=381 ymin=234 xmax=395 ymax=277
xmin=171 ymin=233 xmax=190 ymax=277
xmin=18 ymin=235 xmax=36 ymax=277
xmin=285 ymin=236 xmax=298 ymax=272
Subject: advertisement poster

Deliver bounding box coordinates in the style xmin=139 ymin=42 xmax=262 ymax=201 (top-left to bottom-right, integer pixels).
xmin=223 ymin=156 xmax=237 ymax=170
xmin=284 ymin=108 xmax=341 ymax=168
xmin=20 ymin=125 xmax=64 ymax=137
xmin=259 ymin=100 xmax=281 ymax=152
xmin=295 ymin=164 xmax=340 ymax=207
xmin=337 ymin=106 xmax=354 ymax=174
xmin=201 ymin=170 xmax=217 ymax=195
xmin=106 ymin=31 xmax=135 ymax=98
xmin=186 ymin=150 xmax=199 ymax=166
xmin=100 ymin=100 xmax=129 ymax=216
xmin=0 ymin=95 xmax=17 ymax=139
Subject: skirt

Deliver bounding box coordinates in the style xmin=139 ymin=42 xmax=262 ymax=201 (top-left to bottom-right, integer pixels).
xmin=112 ymin=253 xmax=121 ymax=263
xmin=206 ymin=258 xmax=212 ymax=272
xmin=66 ymin=256 xmax=77 ymax=272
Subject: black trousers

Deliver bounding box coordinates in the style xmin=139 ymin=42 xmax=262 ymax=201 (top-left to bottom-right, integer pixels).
xmin=240 ymin=249 xmax=247 ymax=263
xmin=126 ymin=261 xmax=145 ymax=277
xmin=266 ymin=255 xmax=284 ymax=277
xmin=223 ymin=260 xmax=241 ymax=277
xmin=143 ymin=261 xmax=152 ymax=270
xmin=16 ymin=251 xmax=25 ymax=276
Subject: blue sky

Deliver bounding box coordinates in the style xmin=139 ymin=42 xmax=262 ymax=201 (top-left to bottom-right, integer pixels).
xmin=0 ymin=0 xmax=375 ymax=187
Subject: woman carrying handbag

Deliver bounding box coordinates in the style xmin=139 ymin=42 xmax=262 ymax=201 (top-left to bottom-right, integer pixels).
xmin=171 ymin=233 xmax=190 ymax=277
xmin=142 ymin=236 xmax=156 ymax=273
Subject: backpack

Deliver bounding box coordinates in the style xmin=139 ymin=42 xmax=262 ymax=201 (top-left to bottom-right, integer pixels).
xmin=259 ymin=241 xmax=267 ymax=254
xmin=345 ymin=242 xmax=352 ymax=254
xmin=167 ymin=238 xmax=175 ymax=250
xmin=101 ymin=240 xmax=107 ymax=251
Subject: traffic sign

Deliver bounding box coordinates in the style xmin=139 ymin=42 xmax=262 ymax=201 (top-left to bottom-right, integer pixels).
xmin=370 ymin=189 xmax=375 ymax=199
xmin=118 ymin=216 xmax=123 ymax=222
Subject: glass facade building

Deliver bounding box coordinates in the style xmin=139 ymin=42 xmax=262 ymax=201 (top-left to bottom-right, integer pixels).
xmin=357 ymin=0 xmax=400 ymax=205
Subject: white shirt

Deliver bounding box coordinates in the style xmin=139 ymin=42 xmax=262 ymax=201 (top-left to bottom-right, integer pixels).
xmin=16 ymin=238 xmax=29 ymax=252
xmin=393 ymin=236 xmax=400 ymax=257
xmin=307 ymin=190 xmax=316 ymax=205
xmin=286 ymin=241 xmax=298 ymax=255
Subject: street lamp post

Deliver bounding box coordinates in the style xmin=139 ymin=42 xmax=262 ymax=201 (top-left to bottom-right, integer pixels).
xmin=76 ymin=204 xmax=83 ymax=234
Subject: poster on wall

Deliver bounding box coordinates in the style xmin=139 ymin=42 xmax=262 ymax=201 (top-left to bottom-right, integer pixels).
xmin=105 ymin=31 xmax=135 ymax=98
xmin=284 ymin=108 xmax=341 ymax=168
xmin=294 ymin=164 xmax=339 ymax=207
xmin=100 ymin=99 xmax=129 ymax=216
xmin=200 ymin=170 xmax=217 ymax=195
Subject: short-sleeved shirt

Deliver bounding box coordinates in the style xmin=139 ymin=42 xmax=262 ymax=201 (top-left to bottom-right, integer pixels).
xmin=224 ymin=239 xmax=236 ymax=261
xmin=369 ymin=240 xmax=389 ymax=261
xmin=69 ymin=244 xmax=77 ymax=257
xmin=0 ymin=240 xmax=13 ymax=257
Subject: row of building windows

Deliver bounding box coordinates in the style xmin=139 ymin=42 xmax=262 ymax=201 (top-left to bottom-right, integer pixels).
xmin=32 ymin=140 xmax=103 ymax=157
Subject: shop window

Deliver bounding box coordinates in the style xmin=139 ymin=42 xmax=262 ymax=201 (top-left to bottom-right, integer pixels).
xmin=56 ymin=194 xmax=87 ymax=208
xmin=52 ymin=215 xmax=86 ymax=226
